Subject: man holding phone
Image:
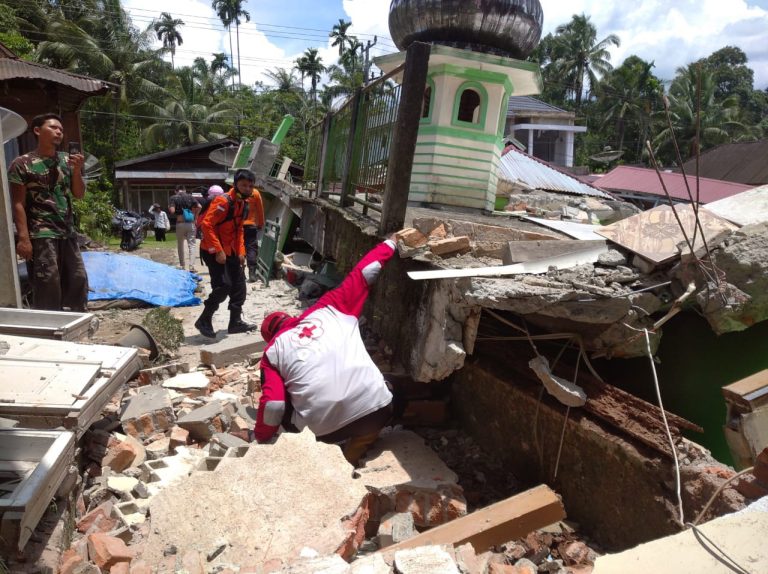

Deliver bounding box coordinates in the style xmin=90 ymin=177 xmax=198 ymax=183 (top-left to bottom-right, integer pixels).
xmin=8 ymin=113 xmax=88 ymax=311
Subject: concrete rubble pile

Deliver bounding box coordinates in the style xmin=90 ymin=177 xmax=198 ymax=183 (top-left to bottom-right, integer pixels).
xmin=2 ymin=346 xmax=592 ymax=574
xmin=395 ymin=211 xmax=768 ymax=361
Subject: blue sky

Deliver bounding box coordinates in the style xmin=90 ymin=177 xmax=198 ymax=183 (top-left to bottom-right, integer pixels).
xmin=122 ymin=0 xmax=768 ymax=89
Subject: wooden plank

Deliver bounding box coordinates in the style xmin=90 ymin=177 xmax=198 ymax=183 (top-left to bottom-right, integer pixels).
xmin=723 ymin=370 xmax=768 ymax=409
xmin=380 ymin=484 xmax=564 ymax=554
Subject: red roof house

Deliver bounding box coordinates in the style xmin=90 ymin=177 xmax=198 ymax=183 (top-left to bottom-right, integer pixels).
xmin=593 ymin=165 xmax=752 ymax=208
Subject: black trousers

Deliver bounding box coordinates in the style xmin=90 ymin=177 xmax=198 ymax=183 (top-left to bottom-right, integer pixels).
xmin=154 ymin=228 xmax=167 ymax=241
xmin=200 ymin=251 xmax=246 ymax=313
xmin=28 ymin=237 xmax=88 ymax=311
xmin=244 ymin=225 xmax=259 ymax=267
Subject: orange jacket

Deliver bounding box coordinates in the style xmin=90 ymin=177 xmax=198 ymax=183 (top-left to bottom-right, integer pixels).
xmin=200 ymin=189 xmax=245 ymax=257
xmin=243 ymin=188 xmax=265 ymax=228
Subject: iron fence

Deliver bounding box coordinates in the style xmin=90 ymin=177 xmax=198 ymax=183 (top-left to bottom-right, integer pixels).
xmin=303 ymin=65 xmax=405 ymax=214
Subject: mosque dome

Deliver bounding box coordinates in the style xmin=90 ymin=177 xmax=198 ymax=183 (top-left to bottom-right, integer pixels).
xmin=388 ymin=0 xmax=543 ymax=59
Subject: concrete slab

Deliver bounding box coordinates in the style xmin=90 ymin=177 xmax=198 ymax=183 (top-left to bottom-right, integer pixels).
xmin=161 ymin=371 xmax=211 ymax=397
xmin=501 ymin=239 xmax=607 ymax=266
xmin=593 ymin=510 xmax=768 ymax=573
xmin=176 ymin=400 xmax=234 ymax=440
xmin=357 ymin=430 xmax=466 ymax=528
xmin=703 ymin=184 xmax=768 ymax=227
xmin=199 ymin=337 xmax=266 ymax=368
xmin=139 ymin=429 xmax=370 ymax=567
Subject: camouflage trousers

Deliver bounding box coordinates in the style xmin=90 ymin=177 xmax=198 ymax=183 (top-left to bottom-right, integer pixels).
xmin=28 ymin=237 xmax=89 ymax=312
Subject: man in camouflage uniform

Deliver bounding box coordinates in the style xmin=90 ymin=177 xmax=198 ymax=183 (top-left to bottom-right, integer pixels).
xmin=9 ymin=113 xmax=88 ymax=311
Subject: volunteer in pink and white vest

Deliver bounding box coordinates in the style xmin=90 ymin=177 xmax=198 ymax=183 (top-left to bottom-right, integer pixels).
xmin=255 ymin=235 xmax=398 ymax=465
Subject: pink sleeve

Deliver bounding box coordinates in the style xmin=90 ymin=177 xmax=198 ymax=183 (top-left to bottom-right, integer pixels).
xmin=308 ymin=240 xmax=396 ymax=318
xmin=254 ymin=353 xmax=286 ymax=443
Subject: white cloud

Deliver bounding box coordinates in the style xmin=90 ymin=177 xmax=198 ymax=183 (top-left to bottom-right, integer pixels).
xmin=124 ymin=0 xmax=768 ymax=89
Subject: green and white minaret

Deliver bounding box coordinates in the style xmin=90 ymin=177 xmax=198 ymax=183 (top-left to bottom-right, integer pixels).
xmin=376 ymin=0 xmax=544 ymax=213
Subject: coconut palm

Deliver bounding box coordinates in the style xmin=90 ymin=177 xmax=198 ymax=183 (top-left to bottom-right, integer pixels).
xmin=211 ymin=0 xmax=249 ymax=88
xmin=329 ymin=19 xmax=353 ymax=57
xmin=599 ymin=56 xmax=662 ymax=155
xmin=153 ymin=12 xmax=184 ymax=69
xmin=550 ymin=14 xmax=620 ymax=111
xmin=264 ymin=67 xmax=302 ymax=93
xmin=296 ymin=48 xmax=325 ymax=104
xmin=652 ymin=65 xmax=744 ymax=162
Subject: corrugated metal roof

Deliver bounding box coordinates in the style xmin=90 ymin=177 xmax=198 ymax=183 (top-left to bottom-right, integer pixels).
xmin=497 ymin=146 xmax=612 ymax=199
xmin=0 ymin=57 xmax=109 ymax=94
xmin=594 ymin=165 xmax=751 ymax=204
xmin=115 ymin=171 xmax=227 ymax=180
xmin=507 ymin=96 xmax=571 ymax=116
xmin=115 ymin=139 xmax=239 ymax=167
xmin=680 ymin=140 xmax=768 ymax=186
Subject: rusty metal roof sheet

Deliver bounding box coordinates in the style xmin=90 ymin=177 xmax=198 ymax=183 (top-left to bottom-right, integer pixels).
xmin=594 ymin=165 xmax=751 ymax=204
xmin=498 ymin=146 xmax=612 ymax=199
xmin=680 ymin=140 xmax=768 ymax=186
xmin=0 ymin=56 xmax=109 ymax=95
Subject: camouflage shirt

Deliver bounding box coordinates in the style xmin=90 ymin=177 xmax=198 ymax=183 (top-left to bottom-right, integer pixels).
xmin=8 ymin=151 xmax=75 ymax=239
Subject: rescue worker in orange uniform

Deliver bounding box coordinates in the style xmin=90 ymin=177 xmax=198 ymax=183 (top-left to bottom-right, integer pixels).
xmin=194 ymin=169 xmax=257 ymax=338
xmin=242 ymin=185 xmax=265 ymax=283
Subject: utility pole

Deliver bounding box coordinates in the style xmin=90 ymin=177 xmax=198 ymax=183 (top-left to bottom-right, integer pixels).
xmin=363 ymin=35 xmax=377 ymax=84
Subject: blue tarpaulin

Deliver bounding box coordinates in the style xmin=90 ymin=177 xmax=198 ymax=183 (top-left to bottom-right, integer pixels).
xmin=82 ymin=252 xmax=201 ymax=307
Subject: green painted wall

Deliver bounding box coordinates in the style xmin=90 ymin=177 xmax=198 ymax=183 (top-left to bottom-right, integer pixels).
xmin=593 ymin=313 xmax=768 ymax=465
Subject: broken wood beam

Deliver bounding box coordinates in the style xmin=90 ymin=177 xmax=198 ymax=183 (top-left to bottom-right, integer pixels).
xmin=379 ymin=484 xmax=564 ymax=554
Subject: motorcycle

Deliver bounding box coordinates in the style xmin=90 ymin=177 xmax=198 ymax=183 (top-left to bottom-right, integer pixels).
xmin=113 ymin=210 xmax=150 ymax=251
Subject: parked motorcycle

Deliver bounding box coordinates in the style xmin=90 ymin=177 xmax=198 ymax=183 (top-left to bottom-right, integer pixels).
xmin=113 ymin=210 xmax=150 ymax=251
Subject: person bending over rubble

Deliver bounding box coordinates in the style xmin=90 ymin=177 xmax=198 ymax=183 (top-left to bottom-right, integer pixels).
xmin=255 ymin=234 xmax=398 ymax=465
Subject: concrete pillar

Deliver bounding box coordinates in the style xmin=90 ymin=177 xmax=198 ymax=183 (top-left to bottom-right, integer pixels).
xmin=527 ymin=129 xmax=534 ymax=156
xmin=0 ymin=121 xmax=22 ymax=308
xmin=564 ymin=131 xmax=575 ymax=167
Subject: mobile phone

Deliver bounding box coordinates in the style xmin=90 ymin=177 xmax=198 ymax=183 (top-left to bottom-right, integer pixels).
xmin=68 ymin=141 xmax=81 ymax=155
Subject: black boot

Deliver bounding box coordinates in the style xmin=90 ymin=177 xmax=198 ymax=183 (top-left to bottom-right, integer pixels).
xmin=194 ymin=305 xmax=216 ymax=338
xmin=228 ymin=310 xmax=256 ymax=334
xmin=248 ymin=265 xmax=258 ymax=283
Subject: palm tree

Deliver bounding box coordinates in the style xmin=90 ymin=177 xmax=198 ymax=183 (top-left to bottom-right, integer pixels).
xmin=211 ymin=0 xmax=249 ymax=88
xmin=265 ymin=67 xmax=302 ymax=93
xmin=550 ymin=14 xmax=620 ymax=111
xmin=652 ymin=65 xmax=744 ymax=163
xmin=599 ymin=56 xmax=662 ymax=154
xmin=153 ymin=12 xmax=184 ymax=69
xmin=296 ymin=48 xmax=325 ymax=105
xmin=329 ymin=19 xmax=353 ymax=57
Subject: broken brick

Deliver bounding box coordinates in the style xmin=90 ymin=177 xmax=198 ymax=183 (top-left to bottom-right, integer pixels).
xmin=110 ymin=562 xmax=130 ymax=574
xmin=102 ymin=440 xmax=140 ymax=473
xmin=87 ymin=533 xmax=133 ymax=569
xmin=396 ymin=227 xmax=428 ymax=248
xmin=428 ymin=223 xmax=447 ymax=239
xmin=428 ymin=236 xmax=471 ymax=257
xmin=120 ymin=386 xmax=176 ymax=441
xmin=754 ymin=448 xmax=768 ymax=485
xmin=169 ymin=426 xmax=189 ymax=450
xmin=59 ymin=548 xmax=84 ymax=574
xmin=77 ymin=502 xmax=115 ymax=534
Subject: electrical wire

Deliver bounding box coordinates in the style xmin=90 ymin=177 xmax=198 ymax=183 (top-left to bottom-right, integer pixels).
xmin=691 ymin=466 xmax=755 ymax=526
xmin=685 ymin=523 xmax=753 ymax=574
xmin=643 ymin=327 xmax=685 ymax=526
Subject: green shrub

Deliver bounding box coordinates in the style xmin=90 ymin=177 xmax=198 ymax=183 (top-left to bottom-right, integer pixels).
xmin=73 ymin=179 xmax=115 ymax=242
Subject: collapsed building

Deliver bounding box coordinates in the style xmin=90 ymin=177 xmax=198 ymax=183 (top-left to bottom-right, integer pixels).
xmin=1 ymin=0 xmax=768 ymax=572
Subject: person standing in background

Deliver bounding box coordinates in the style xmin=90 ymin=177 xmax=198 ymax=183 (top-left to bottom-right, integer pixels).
xmin=149 ymin=204 xmax=170 ymax=241
xmin=8 ymin=113 xmax=88 ymax=311
xmin=168 ymin=184 xmax=200 ymax=272
xmin=243 ymin=186 xmax=265 ymax=283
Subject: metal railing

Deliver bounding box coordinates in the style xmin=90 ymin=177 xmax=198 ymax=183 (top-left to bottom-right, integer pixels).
xmin=304 ymin=64 xmax=405 ymax=215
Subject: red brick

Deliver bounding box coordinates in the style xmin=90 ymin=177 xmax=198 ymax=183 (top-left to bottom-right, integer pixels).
xmin=110 ymin=562 xmax=130 ymax=574
xmin=559 ymin=541 xmax=592 ymax=565
xmin=428 ymin=223 xmax=447 ymax=239
xmin=735 ymin=475 xmax=768 ymax=500
xmin=428 ymin=236 xmax=471 ymax=257
xmin=121 ymin=419 xmax=139 ymax=439
xmin=138 ymin=414 xmax=154 ymax=436
xmin=395 ymin=491 xmax=413 ymax=513
xmin=102 ymin=441 xmax=139 ymax=472
xmin=754 ymin=448 xmax=768 ymax=484
xmin=88 ymin=533 xmax=133 ymax=569
xmin=154 ymin=410 xmax=173 ymax=432
xmin=445 ymin=496 xmax=467 ymax=521
xmin=137 ymin=372 xmax=151 ymax=386
xmin=59 ymin=548 xmax=84 ymax=574
xmin=397 ymin=228 xmax=428 ymax=248
xmin=426 ymin=492 xmax=443 ymax=527
xmin=211 ymin=415 xmax=224 ymax=433
xmin=169 ymin=426 xmax=189 ymax=449
xmin=77 ymin=502 xmax=114 ymax=534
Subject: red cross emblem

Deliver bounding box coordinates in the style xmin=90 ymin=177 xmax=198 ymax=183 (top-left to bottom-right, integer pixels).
xmin=299 ymin=325 xmax=317 ymax=339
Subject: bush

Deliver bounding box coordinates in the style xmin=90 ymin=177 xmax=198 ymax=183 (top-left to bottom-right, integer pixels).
xmin=73 ymin=179 xmax=115 ymax=242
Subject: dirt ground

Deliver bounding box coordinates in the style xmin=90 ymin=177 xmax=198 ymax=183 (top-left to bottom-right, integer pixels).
xmin=87 ymin=240 xmax=300 ymax=365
